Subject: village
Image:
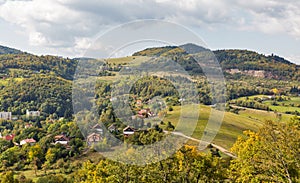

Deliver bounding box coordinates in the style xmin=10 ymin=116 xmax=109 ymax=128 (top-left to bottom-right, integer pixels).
xmin=0 ymin=98 xmax=171 ymax=151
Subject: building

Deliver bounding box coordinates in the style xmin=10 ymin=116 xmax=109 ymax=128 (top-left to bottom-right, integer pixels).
xmin=137 ymin=108 xmax=153 ymax=118
xmin=25 ymin=124 xmax=33 ymax=128
xmin=54 ymin=135 xmax=70 ymax=145
xmin=123 ymin=126 xmax=135 ymax=137
xmin=2 ymin=134 xmax=15 ymax=141
xmin=0 ymin=112 xmax=12 ymax=120
xmin=26 ymin=110 xmax=40 ymax=117
xmin=108 ymin=124 xmax=117 ymax=132
xmin=20 ymin=138 xmax=36 ymax=146
xmin=136 ymin=100 xmax=143 ymax=107
xmin=92 ymin=124 xmax=103 ymax=134
xmin=87 ymin=133 xmax=102 ymax=146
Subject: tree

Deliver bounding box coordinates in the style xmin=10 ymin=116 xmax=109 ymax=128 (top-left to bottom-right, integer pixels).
xmin=229 ymin=120 xmax=300 ymax=182
xmin=0 ymin=171 xmax=15 ymax=183
xmin=28 ymin=145 xmax=43 ymax=176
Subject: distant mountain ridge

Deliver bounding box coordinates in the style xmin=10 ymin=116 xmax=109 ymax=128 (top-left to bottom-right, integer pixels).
xmin=0 ymin=44 xmax=299 ymax=81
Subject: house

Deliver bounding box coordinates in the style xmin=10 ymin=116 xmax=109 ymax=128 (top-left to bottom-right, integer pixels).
xmin=0 ymin=112 xmax=12 ymax=120
xmin=12 ymin=116 xmax=18 ymax=120
xmin=20 ymin=138 xmax=36 ymax=146
xmin=123 ymin=126 xmax=135 ymax=137
xmin=25 ymin=124 xmax=33 ymax=128
xmin=108 ymin=124 xmax=117 ymax=132
xmin=137 ymin=108 xmax=153 ymax=118
xmin=136 ymin=100 xmax=143 ymax=107
xmin=87 ymin=133 xmax=102 ymax=146
xmin=2 ymin=134 xmax=15 ymax=141
xmin=26 ymin=110 xmax=40 ymax=117
xmin=54 ymin=135 xmax=70 ymax=145
xmin=92 ymin=124 xmax=103 ymax=134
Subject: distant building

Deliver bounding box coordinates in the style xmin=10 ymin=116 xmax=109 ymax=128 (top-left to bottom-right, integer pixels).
xmin=123 ymin=126 xmax=135 ymax=137
xmin=26 ymin=110 xmax=40 ymax=117
xmin=92 ymin=124 xmax=103 ymax=134
xmin=20 ymin=138 xmax=36 ymax=146
xmin=136 ymin=100 xmax=143 ymax=107
xmin=87 ymin=133 xmax=102 ymax=146
xmin=54 ymin=135 xmax=70 ymax=145
xmin=137 ymin=108 xmax=153 ymax=118
xmin=0 ymin=112 xmax=12 ymax=120
xmin=25 ymin=124 xmax=33 ymax=128
xmin=2 ymin=134 xmax=15 ymax=141
xmin=108 ymin=124 xmax=117 ymax=132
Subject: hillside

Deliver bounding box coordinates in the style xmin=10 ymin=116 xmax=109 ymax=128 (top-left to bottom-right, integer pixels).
xmin=0 ymin=45 xmax=23 ymax=55
xmin=0 ymin=44 xmax=298 ymax=120
xmin=0 ymin=53 xmax=77 ymax=80
xmin=0 ymin=44 xmax=299 ymax=182
xmin=133 ymin=44 xmax=300 ymax=81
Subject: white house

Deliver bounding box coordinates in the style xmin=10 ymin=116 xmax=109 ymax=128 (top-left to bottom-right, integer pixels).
xmin=0 ymin=112 xmax=12 ymax=120
xmin=54 ymin=135 xmax=70 ymax=145
xmin=123 ymin=126 xmax=135 ymax=137
xmin=26 ymin=110 xmax=40 ymax=117
xmin=20 ymin=138 xmax=36 ymax=146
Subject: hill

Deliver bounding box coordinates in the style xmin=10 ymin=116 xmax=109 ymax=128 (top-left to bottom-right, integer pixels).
xmin=0 ymin=45 xmax=23 ymax=55
xmin=133 ymin=44 xmax=300 ymax=81
xmin=0 ymin=53 xmax=77 ymax=80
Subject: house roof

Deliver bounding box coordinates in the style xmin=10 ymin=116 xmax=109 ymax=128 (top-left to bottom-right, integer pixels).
xmin=54 ymin=135 xmax=69 ymax=141
xmin=87 ymin=133 xmax=100 ymax=139
xmin=3 ymin=134 xmax=15 ymax=141
xmin=21 ymin=138 xmax=36 ymax=143
xmin=123 ymin=126 xmax=134 ymax=131
xmin=108 ymin=124 xmax=117 ymax=129
xmin=123 ymin=126 xmax=135 ymax=135
xmin=92 ymin=124 xmax=102 ymax=129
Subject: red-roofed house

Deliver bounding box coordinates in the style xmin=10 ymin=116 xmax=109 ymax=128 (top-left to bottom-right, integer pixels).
xmin=3 ymin=134 xmax=15 ymax=141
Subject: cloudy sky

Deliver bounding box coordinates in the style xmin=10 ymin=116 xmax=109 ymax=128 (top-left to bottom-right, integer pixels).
xmin=0 ymin=0 xmax=300 ymax=64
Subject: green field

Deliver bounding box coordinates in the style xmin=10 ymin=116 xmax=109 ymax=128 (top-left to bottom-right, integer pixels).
xmin=237 ymin=107 xmax=293 ymax=122
xmin=233 ymin=94 xmax=300 ymax=114
xmin=164 ymin=105 xmax=267 ymax=149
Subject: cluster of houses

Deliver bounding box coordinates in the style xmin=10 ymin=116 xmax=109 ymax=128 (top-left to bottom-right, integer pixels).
xmin=0 ymin=110 xmax=40 ymax=121
xmin=0 ymin=133 xmax=36 ymax=146
xmin=85 ymin=123 xmax=137 ymax=146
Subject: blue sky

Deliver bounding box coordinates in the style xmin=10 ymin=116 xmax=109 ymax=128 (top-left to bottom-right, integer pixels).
xmin=0 ymin=0 xmax=300 ymax=64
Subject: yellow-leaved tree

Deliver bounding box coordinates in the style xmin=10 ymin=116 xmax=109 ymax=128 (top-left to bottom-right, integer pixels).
xmin=229 ymin=119 xmax=300 ymax=183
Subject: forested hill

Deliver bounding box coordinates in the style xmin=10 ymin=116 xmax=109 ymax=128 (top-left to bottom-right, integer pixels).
xmin=0 ymin=45 xmax=23 ymax=55
xmin=133 ymin=44 xmax=300 ymax=80
xmin=0 ymin=52 xmax=77 ymax=80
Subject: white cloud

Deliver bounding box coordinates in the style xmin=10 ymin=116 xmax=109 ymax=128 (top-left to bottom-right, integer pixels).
xmin=0 ymin=0 xmax=300 ymax=56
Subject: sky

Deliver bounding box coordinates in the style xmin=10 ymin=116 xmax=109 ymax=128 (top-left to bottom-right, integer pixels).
xmin=0 ymin=0 xmax=300 ymax=64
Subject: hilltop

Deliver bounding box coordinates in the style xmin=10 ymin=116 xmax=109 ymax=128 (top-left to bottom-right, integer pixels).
xmin=0 ymin=45 xmax=23 ymax=55
xmin=133 ymin=44 xmax=300 ymax=81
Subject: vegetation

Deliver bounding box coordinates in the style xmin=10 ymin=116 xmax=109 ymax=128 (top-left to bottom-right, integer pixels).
xmin=0 ymin=44 xmax=299 ymax=182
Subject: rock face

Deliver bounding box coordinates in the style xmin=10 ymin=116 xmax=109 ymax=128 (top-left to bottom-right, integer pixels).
xmin=226 ymin=69 xmax=276 ymax=79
